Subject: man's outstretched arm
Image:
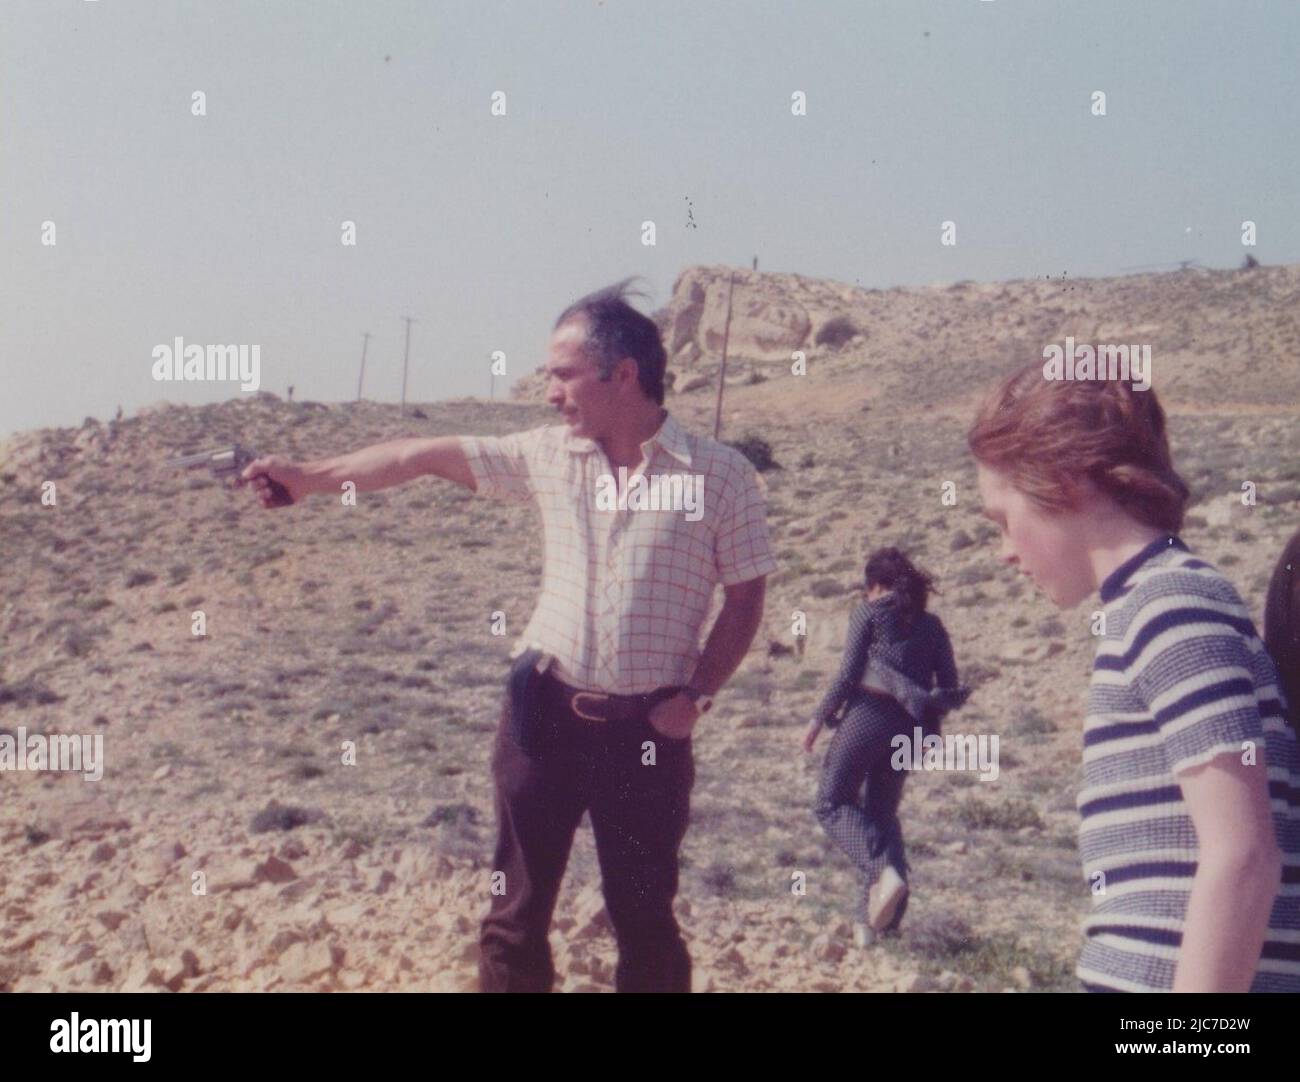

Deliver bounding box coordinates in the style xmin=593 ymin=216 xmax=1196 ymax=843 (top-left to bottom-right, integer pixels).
xmin=241 ymin=436 xmax=478 ymax=507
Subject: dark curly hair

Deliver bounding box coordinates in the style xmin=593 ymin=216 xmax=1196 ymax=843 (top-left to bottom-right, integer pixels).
xmin=863 ymin=547 xmax=937 ymax=632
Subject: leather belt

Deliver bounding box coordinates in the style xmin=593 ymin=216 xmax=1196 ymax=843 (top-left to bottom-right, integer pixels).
xmin=543 ymin=670 xmax=682 ymax=722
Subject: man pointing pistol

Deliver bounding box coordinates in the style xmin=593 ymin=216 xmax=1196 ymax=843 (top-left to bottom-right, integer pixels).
xmin=243 ymin=280 xmax=777 ymax=992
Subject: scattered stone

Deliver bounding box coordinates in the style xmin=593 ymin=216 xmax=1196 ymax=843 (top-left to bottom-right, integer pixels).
xmin=811 ymin=934 xmax=845 ymax=964
xmin=690 ymin=969 xmax=715 ymax=993
xmin=718 ymin=945 xmax=749 ymax=973
xmin=161 ymin=950 xmax=200 ymax=991
xmin=62 ymin=943 xmax=97 ymax=969
xmin=278 ymin=940 xmax=341 ymax=984
xmin=278 ymin=837 xmax=309 ymax=861
xmin=570 ymin=885 xmax=611 ymax=940
xmin=254 ymin=855 xmax=298 ymax=885
xmin=210 ymin=860 xmax=260 ymax=893
xmin=325 ymin=902 xmax=372 ymax=926
xmin=268 ymin=930 xmax=307 ymax=957
xmin=250 ymin=801 xmax=325 ymax=834
xmin=96 ymin=910 xmax=128 ymax=932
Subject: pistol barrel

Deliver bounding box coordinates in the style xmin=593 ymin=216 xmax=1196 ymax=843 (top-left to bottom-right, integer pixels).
xmin=166 ymin=446 xmax=245 ymax=470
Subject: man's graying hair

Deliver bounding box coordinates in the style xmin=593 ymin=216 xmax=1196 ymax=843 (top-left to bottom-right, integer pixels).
xmin=554 ymin=278 xmax=667 ymax=405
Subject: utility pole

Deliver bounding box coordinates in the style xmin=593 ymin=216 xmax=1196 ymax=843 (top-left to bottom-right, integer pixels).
xmin=712 ymin=272 xmax=737 ymax=440
xmin=356 ymin=331 xmax=371 ymax=401
xmin=400 ymin=316 xmax=415 ymax=415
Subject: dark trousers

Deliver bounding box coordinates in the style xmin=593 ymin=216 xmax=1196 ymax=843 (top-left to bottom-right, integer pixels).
xmin=813 ymin=690 xmax=913 ymax=927
xmin=478 ymin=673 xmax=695 ymax=993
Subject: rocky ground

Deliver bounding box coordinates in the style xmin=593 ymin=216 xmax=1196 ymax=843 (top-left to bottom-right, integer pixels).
xmin=4 ymin=263 xmax=1298 ymax=993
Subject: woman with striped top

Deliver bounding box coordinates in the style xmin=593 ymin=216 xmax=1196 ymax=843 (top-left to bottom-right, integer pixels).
xmin=804 ymin=548 xmax=967 ymax=946
xmin=967 ymin=361 xmax=1299 ymax=992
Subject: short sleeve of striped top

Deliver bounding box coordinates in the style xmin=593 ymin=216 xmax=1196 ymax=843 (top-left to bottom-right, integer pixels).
xmin=458 ymin=428 xmax=547 ymax=504
xmin=1081 ymin=535 xmax=1300 ymax=992
xmin=1127 ymin=570 xmax=1269 ymax=775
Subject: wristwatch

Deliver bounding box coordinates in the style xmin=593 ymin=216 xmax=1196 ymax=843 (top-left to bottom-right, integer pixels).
xmin=682 ymin=686 xmax=714 ymax=714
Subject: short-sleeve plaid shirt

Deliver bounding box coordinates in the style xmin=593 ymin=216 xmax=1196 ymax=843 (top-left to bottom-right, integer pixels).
xmin=459 ymin=411 xmax=778 ymax=693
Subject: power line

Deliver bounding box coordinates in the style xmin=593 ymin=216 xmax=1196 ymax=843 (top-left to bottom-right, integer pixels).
xmin=356 ymin=331 xmax=372 ymax=401
xmin=400 ymin=316 xmax=416 ymax=415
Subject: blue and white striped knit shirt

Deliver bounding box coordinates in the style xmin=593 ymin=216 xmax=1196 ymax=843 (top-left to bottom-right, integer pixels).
xmin=1079 ymin=534 xmax=1300 ymax=992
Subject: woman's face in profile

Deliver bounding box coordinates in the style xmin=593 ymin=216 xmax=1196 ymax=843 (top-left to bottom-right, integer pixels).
xmin=975 ymin=463 xmax=1096 ymax=609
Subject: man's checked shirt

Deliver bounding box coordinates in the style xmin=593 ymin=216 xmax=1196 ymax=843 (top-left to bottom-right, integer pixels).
xmin=459 ymin=411 xmax=778 ymax=694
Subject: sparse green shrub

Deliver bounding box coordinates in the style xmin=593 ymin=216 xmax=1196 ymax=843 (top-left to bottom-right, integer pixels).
xmin=815 ymin=316 xmax=859 ymax=349
xmin=810 ymin=578 xmax=847 ymax=599
xmin=956 ymin=797 xmax=1044 ymax=831
xmin=702 ymin=863 xmax=737 ymax=897
xmin=726 ymin=434 xmax=779 ymax=472
xmin=1013 ymin=707 xmax=1057 ymax=735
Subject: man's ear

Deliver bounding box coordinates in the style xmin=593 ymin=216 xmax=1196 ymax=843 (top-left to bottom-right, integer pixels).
xmin=615 ymin=356 xmax=640 ymax=392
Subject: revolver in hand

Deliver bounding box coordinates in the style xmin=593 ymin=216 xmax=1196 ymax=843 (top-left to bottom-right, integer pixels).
xmin=167 ymin=444 xmax=293 ymax=507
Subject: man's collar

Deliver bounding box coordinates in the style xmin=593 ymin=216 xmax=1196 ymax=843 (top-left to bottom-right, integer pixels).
xmin=1098 ymin=533 xmax=1188 ymax=603
xmin=562 ymin=409 xmax=693 ymax=467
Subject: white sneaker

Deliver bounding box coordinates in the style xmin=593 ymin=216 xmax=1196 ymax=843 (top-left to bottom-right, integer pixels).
xmin=867 ymin=866 xmax=908 ymax=932
xmin=853 ymin=922 xmax=876 ymax=948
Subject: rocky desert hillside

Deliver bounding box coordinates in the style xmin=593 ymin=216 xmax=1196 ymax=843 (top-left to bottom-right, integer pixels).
xmin=514 ymin=261 xmax=1300 ymax=409
xmin=3 ymin=261 xmax=1298 ymax=994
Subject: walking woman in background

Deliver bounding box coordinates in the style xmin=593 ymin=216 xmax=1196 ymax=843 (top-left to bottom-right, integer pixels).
xmin=805 ymin=548 xmax=968 ymax=947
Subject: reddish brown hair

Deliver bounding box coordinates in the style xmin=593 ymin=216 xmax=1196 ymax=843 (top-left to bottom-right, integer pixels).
xmin=966 ymin=360 xmax=1190 ymax=532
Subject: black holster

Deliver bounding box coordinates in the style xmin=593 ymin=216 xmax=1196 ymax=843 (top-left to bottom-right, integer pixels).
xmin=506 ymin=648 xmax=553 ymax=756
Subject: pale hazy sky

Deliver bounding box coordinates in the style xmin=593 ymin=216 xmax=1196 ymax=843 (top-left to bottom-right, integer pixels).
xmin=3 ymin=0 xmax=1297 ymax=438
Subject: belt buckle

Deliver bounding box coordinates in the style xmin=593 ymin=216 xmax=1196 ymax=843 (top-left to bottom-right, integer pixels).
xmin=570 ymin=691 xmax=610 ymax=722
